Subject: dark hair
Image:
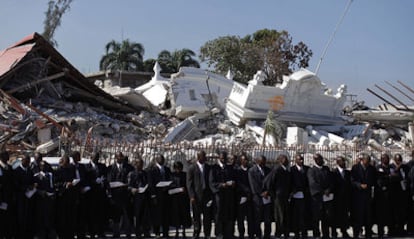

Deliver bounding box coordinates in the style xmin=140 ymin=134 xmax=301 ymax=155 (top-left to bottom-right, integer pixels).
xmin=173 ymin=161 xmax=183 ymax=170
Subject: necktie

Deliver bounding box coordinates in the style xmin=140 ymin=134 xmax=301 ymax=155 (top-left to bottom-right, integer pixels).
xmin=160 ymin=166 xmax=165 ymax=181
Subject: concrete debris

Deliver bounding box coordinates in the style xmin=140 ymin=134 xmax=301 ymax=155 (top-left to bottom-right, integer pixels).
xmin=1 ymin=33 xmax=414 ymax=156
xmin=226 ymin=69 xmax=348 ymax=126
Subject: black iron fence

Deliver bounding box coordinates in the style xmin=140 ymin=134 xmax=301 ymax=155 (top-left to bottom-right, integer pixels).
xmin=71 ymin=138 xmax=413 ymax=170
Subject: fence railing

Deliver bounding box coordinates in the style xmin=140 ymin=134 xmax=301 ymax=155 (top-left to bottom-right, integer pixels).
xmin=71 ymin=138 xmax=413 ymax=170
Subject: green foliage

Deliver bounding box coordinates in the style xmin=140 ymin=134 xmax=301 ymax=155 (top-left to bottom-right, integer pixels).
xmin=263 ymin=110 xmax=286 ymax=146
xmin=42 ymin=0 xmax=74 ymax=47
xmin=99 ymin=39 xmax=145 ymax=72
xmin=143 ymin=59 xmax=157 ymax=72
xmin=157 ymin=49 xmax=200 ymax=73
xmin=200 ymin=29 xmax=313 ymax=85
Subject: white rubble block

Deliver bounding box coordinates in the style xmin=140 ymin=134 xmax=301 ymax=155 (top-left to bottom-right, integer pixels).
xmin=163 ymin=116 xmax=201 ymax=143
xmin=408 ymin=122 xmax=414 ymax=145
xmin=245 ymin=122 xmax=276 ymax=146
xmin=226 ymin=68 xmax=347 ymax=126
xmin=36 ymin=138 xmax=59 ymax=154
xmin=286 ymin=127 xmax=308 ymax=146
xmin=37 ymin=127 xmax=52 ymax=144
xmin=306 ymin=126 xmax=329 ymax=146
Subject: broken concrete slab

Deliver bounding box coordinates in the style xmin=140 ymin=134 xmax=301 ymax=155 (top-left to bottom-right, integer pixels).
xmin=226 ymin=69 xmax=348 ymax=126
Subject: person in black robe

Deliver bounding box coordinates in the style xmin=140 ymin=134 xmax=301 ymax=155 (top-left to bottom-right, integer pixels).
xmin=351 ymin=153 xmax=376 ymax=239
xmin=0 ymin=151 xmax=15 ymax=238
xmin=390 ymin=153 xmax=410 ymax=236
xmin=71 ymin=150 xmax=90 ymax=239
xmin=85 ymin=151 xmax=109 ymax=238
xmin=307 ymin=153 xmax=334 ymax=239
xmin=375 ymin=153 xmax=393 ymax=238
xmin=187 ymin=150 xmax=214 ymax=239
xmin=290 ymin=153 xmax=310 ymax=239
xmin=107 ymin=151 xmax=134 ymax=238
xmin=55 ymin=155 xmax=78 ymax=239
xmin=265 ymin=154 xmax=292 ymax=239
xmin=332 ymin=156 xmax=351 ymax=238
xmin=248 ymin=155 xmax=272 ymax=239
xmin=128 ymin=158 xmax=150 ymax=238
xmin=33 ymin=160 xmax=57 ymax=239
xmin=170 ymin=161 xmax=192 ymax=238
xmin=14 ymin=154 xmax=35 ymax=238
xmin=210 ymin=151 xmax=237 ymax=239
xmin=148 ymin=153 xmax=172 ymax=238
xmin=235 ymin=154 xmax=254 ymax=239
xmin=408 ymin=150 xmax=414 ymax=235
xmin=30 ymin=152 xmax=53 ymax=174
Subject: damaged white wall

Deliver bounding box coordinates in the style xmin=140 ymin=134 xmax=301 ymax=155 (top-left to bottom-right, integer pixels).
xmin=226 ymin=69 xmax=348 ymax=126
xmin=169 ymin=67 xmax=234 ymax=118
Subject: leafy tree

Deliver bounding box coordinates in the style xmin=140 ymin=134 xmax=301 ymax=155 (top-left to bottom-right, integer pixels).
xmin=42 ymin=0 xmax=74 ymax=47
xmin=157 ymin=48 xmax=200 ymax=73
xmin=143 ymin=58 xmax=157 ymax=72
xmin=200 ymin=29 xmax=312 ymax=85
xmin=99 ymin=39 xmax=145 ymax=71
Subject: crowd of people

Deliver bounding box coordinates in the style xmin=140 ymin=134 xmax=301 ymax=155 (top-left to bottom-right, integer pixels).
xmin=1 ymin=149 xmax=414 ymax=239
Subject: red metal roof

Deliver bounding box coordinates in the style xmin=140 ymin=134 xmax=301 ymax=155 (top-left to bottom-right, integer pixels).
xmin=0 ymin=43 xmax=35 ymax=76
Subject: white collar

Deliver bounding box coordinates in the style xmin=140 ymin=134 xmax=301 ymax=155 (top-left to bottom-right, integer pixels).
xmin=0 ymin=160 xmax=7 ymax=169
xmin=281 ymin=164 xmax=287 ymax=171
xmin=295 ymin=164 xmax=302 ymax=171
xmin=241 ymin=165 xmax=248 ymax=171
xmin=20 ymin=164 xmax=28 ymax=171
xmin=337 ymin=166 xmax=344 ymax=173
xmin=314 ymin=163 xmax=323 ymax=169
xmin=218 ymin=161 xmax=224 ymax=169
xmin=196 ymin=161 xmax=204 ymax=170
xmin=156 ymin=163 xmax=163 ymax=170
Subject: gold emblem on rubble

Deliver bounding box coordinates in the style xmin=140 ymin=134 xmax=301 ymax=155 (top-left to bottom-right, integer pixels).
xmin=267 ymin=95 xmax=285 ymax=111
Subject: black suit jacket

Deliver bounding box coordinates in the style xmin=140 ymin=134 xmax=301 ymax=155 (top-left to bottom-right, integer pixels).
xmin=265 ymin=165 xmax=291 ymax=200
xmin=248 ymin=164 xmax=271 ymax=208
xmin=351 ymin=163 xmax=376 ymax=201
xmin=187 ymin=162 xmax=212 ymax=202
xmin=307 ymin=165 xmax=333 ymax=197
xmin=332 ymin=167 xmax=351 ymax=207
xmin=290 ymin=164 xmax=310 ymax=194
xmin=147 ymin=164 xmax=172 ymax=196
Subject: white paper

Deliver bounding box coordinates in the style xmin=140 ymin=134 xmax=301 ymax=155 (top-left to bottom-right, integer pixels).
xmin=81 ymin=186 xmax=91 ymax=193
xmin=25 ymin=188 xmax=37 ymax=198
xmin=292 ymin=191 xmax=304 ymax=199
xmin=109 ymin=181 xmax=127 ymax=188
xmin=0 ymin=202 xmax=8 ymax=210
xmin=226 ymin=180 xmax=235 ymax=186
xmin=401 ymin=180 xmax=407 ymax=191
xmin=156 ymin=181 xmax=172 ymax=188
xmin=95 ymin=176 xmax=104 ymax=184
xmin=322 ymin=193 xmax=334 ymax=202
xmin=46 ymin=192 xmax=55 ymax=197
xmin=72 ymin=178 xmax=81 ymax=186
xmin=138 ymin=184 xmax=148 ymax=193
xmin=262 ymin=196 xmax=271 ymax=205
xmin=168 ymin=187 xmax=185 ymax=195
xmin=206 ymin=200 xmax=213 ymax=207
xmin=239 ymin=197 xmax=247 ymax=205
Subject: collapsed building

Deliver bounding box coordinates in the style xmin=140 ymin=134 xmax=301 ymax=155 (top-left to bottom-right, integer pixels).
xmin=1 ymin=33 xmax=413 ymax=162
xmin=0 ymin=33 xmax=166 ymax=155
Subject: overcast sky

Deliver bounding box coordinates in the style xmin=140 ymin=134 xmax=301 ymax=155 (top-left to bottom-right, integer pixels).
xmin=1 ymin=0 xmax=413 ymax=107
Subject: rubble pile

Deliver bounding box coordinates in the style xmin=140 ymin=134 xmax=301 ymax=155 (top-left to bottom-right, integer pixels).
xmin=1 ymin=33 xmax=413 ymax=158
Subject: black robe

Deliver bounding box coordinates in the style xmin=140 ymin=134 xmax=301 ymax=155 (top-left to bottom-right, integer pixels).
xmin=170 ymin=171 xmax=192 ymax=227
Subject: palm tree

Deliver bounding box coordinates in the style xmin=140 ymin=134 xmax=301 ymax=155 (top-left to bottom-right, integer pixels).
xmin=262 ymin=110 xmax=285 ymax=146
xmin=157 ymin=48 xmax=200 ymax=73
xmin=99 ymin=39 xmax=145 ymax=71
